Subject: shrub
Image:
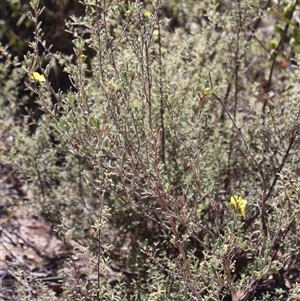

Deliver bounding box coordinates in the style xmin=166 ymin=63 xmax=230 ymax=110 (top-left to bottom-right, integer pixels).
xmin=1 ymin=0 xmax=299 ymax=300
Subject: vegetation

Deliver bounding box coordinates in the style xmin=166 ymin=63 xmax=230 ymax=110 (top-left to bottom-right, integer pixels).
xmin=1 ymin=0 xmax=299 ymax=300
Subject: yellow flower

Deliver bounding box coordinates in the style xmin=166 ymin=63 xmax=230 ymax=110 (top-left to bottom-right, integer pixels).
xmin=143 ymin=9 xmax=152 ymax=18
xmin=202 ymin=87 xmax=211 ymax=95
xmin=230 ymin=195 xmax=247 ymax=218
xmin=79 ymin=54 xmax=87 ymax=62
xmin=32 ymin=72 xmax=46 ymax=82
xmin=125 ymin=10 xmax=132 ymax=18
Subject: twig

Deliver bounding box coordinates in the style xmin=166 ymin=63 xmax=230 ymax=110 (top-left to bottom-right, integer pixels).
xmin=96 ymin=190 xmax=105 ymax=300
xmin=157 ymin=11 xmax=166 ymax=166
xmin=263 ymin=0 xmax=298 ymax=113
xmin=211 ymin=91 xmax=268 ymax=257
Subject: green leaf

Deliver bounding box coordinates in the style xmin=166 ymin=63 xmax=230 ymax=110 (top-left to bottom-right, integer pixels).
xmin=143 ymin=238 xmax=148 ymax=250
xmin=119 ymin=3 xmax=126 ymax=14
xmin=121 ymin=152 xmax=126 ymax=166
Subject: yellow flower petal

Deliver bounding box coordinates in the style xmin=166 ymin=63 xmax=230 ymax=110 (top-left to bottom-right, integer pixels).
xmin=230 ymin=195 xmax=247 ymax=218
xmin=32 ymin=72 xmax=46 ymax=82
xmin=143 ymin=10 xmax=152 ymax=18
xmin=79 ymin=54 xmax=87 ymax=62
xmin=125 ymin=10 xmax=132 ymax=18
xmin=202 ymin=87 xmax=211 ymax=95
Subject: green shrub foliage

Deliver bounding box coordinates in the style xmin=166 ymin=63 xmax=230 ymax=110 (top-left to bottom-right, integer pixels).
xmin=1 ymin=0 xmax=299 ymax=300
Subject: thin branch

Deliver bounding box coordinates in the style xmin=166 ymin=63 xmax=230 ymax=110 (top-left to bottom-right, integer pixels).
xmin=212 ymin=91 xmax=268 ymax=258
xmin=97 ymin=190 xmax=105 ymax=300
xmin=263 ymin=0 xmax=298 ymax=113
xmin=157 ymin=11 xmax=166 ymax=166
